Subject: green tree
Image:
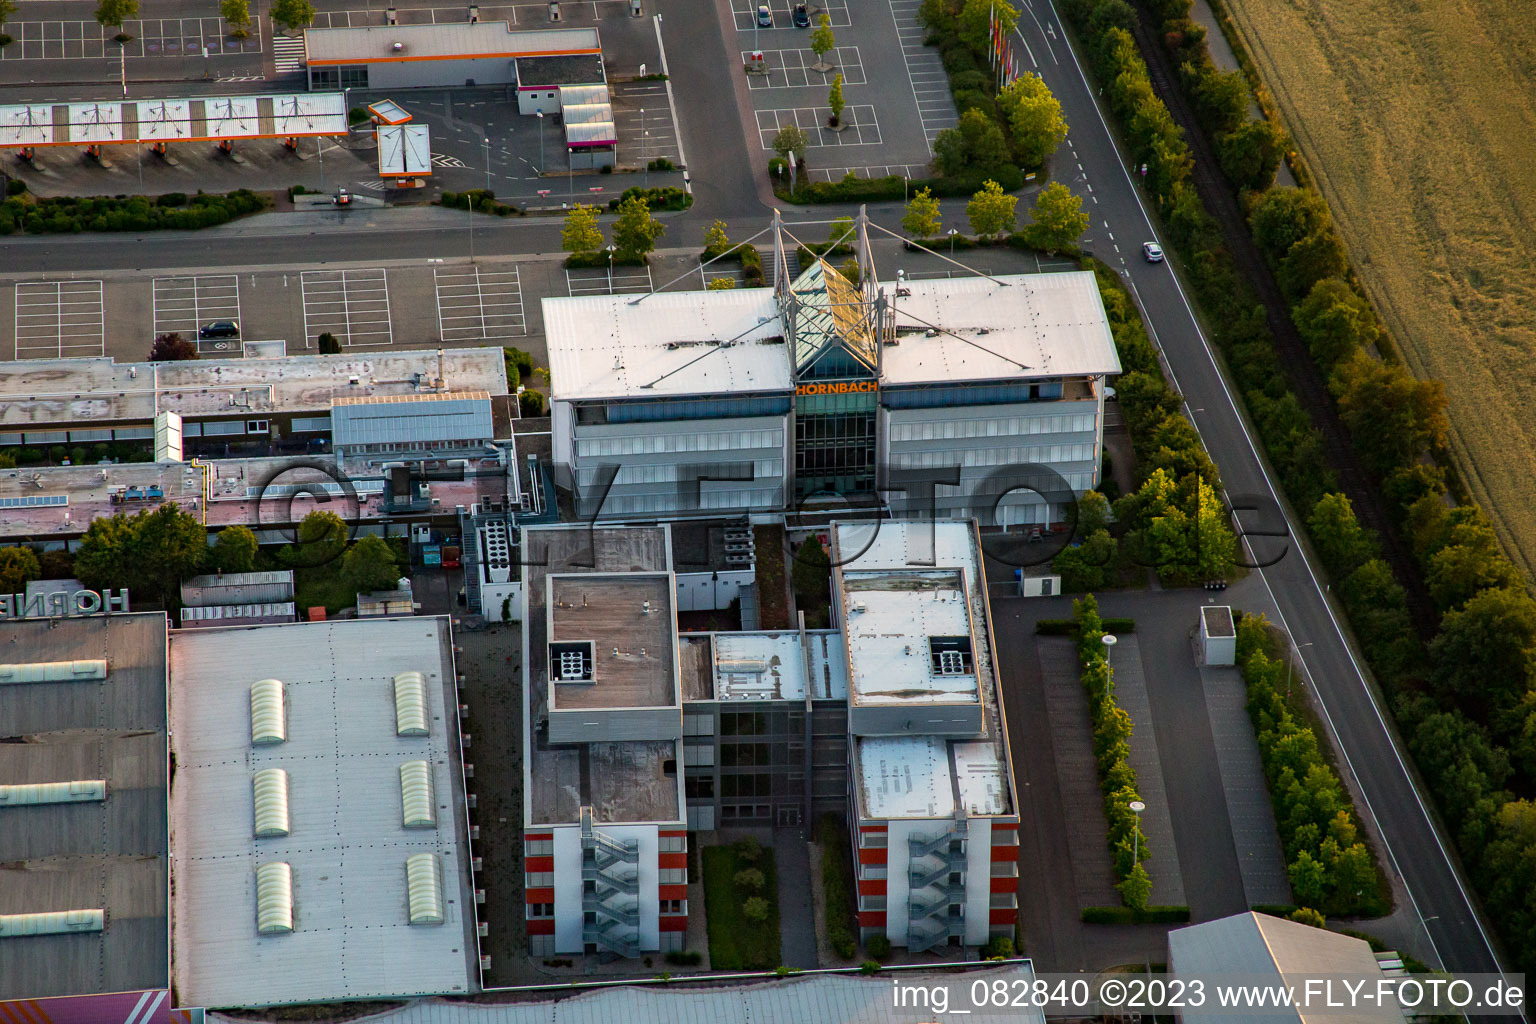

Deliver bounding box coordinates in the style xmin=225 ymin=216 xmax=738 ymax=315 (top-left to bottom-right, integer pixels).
xmin=1248 ymin=187 xmax=1331 ymax=263
xmin=1478 ymin=800 xmax=1536 ymax=966
xmin=317 ymin=332 xmax=342 ymax=354
xmin=827 ymin=215 xmax=855 ymax=244
xmin=1287 ymin=849 xmax=1328 ymax=909
xmin=1289 ymin=906 xmax=1327 ymax=929
xmin=1053 ymin=530 xmax=1117 ymax=592
xmin=209 ymin=525 xmax=258 ymax=573
xmin=997 ymin=73 xmax=1068 ymax=169
xmin=1306 ymin=492 xmax=1376 ymax=578
xmin=902 ymin=187 xmax=942 ymax=239
xmin=742 ymin=896 xmax=770 ymax=922
xmin=828 ymin=73 xmax=845 ymax=126
xmin=1293 ymin=277 xmax=1378 ymax=370
xmin=39 ymin=550 xmax=74 ymax=579
xmin=220 ymin=0 xmax=251 ymax=35
xmin=0 ymin=0 xmax=19 ymax=29
xmin=792 ymin=535 xmax=831 ymax=617
xmin=284 ymin=509 xmax=348 ymax=569
xmin=733 ymin=867 xmax=766 ymax=892
xmin=1217 ymin=118 xmax=1288 ymax=191
xmin=772 ymin=125 xmax=809 ymax=188
xmin=703 ymin=219 xmax=730 ymax=258
xmin=1426 ymin=516 xmax=1522 ymax=611
xmin=94 ymin=0 xmax=138 ymax=29
xmin=707 ymin=277 xmax=737 ymax=290
xmin=1429 ymin=587 xmax=1536 ymax=716
xmin=1278 ymin=228 xmax=1347 ymax=301
xmin=1116 ymin=861 xmax=1151 ymax=911
xmin=73 ymin=513 xmax=137 ymax=594
xmin=127 ymin=503 xmax=208 ymax=606
xmin=957 ymin=0 xmax=1017 ymax=54
xmin=809 ymin=13 xmax=836 ymax=67
xmin=268 ymin=0 xmax=315 ymax=32
xmin=935 ymin=108 xmax=1009 ymax=175
xmin=0 ymin=546 xmax=41 ymax=593
xmin=1331 ymin=349 xmax=1448 ymax=476
xmin=561 ymin=203 xmax=603 ymax=254
xmin=1073 ymin=489 xmax=1111 ymax=539
xmin=613 ymin=196 xmax=665 ymax=260
xmin=1022 ymin=181 xmax=1088 ymax=252
xmin=966 ymin=178 xmax=1018 ymax=238
xmin=149 ymin=332 xmax=198 ymax=361
xmin=341 ymin=534 xmax=399 ymax=595
xmin=519 ymin=388 xmax=546 ymax=417
xmin=1180 ymin=60 xmax=1248 ymax=135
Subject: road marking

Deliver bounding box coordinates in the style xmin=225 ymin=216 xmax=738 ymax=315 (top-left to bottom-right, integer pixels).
xmin=565 ymin=264 xmax=654 ymax=297
xmin=1020 ymin=1 xmax=1057 ymax=65
xmin=301 ymin=268 xmax=393 ymax=347
xmin=887 ymin=0 xmax=959 ymax=148
xmin=754 ymin=105 xmax=882 ymax=148
xmin=152 ymin=274 xmax=241 ymax=340
xmin=741 ymin=45 xmax=868 ymax=89
xmin=14 ymin=280 xmax=105 ymax=359
xmin=435 ymin=265 xmax=527 ymax=341
xmin=271 ymin=33 xmax=305 ymax=74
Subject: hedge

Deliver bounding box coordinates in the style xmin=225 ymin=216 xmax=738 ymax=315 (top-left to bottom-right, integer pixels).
xmin=815 ymin=814 xmax=859 ymax=959
xmin=779 ymin=164 xmax=1025 ymax=205
xmin=0 ymin=188 xmax=268 ymax=235
xmin=563 ymin=249 xmax=647 ymax=269
xmin=439 ymin=189 xmax=521 ymax=216
xmin=607 ymin=185 xmax=691 ymax=211
xmin=1081 ymin=905 xmax=1191 ymax=924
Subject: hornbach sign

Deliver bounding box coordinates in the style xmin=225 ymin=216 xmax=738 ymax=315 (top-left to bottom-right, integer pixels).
xmin=795 ymin=380 xmax=878 ymax=396
xmin=0 ymin=589 xmax=131 ymax=620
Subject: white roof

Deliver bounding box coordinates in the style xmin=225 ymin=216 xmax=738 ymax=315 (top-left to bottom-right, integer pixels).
xmin=305 ymin=23 xmax=600 ymax=62
xmin=135 ymin=100 xmax=192 ymax=142
xmin=68 ymin=103 xmax=122 ymax=143
xmin=379 ymin=123 xmax=432 ymax=176
xmin=953 ymin=740 xmax=1008 ymax=815
xmin=270 ymin=93 xmax=348 ymax=137
xmin=841 ymin=569 xmax=978 ymax=706
xmin=0 ymin=105 xmax=53 ymax=147
xmin=543 ymin=290 xmax=792 ymax=401
xmin=168 ymin=617 xmax=475 ymax=1008
xmin=203 ymin=96 xmax=261 ymax=139
xmin=855 ymin=735 xmax=953 ymax=818
xmin=880 ymin=270 xmax=1121 ymax=385
xmin=710 ymin=629 xmax=848 ymax=701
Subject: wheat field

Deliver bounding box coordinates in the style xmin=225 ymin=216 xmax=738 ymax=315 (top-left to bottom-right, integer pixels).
xmin=1221 ymin=0 xmax=1536 ymax=581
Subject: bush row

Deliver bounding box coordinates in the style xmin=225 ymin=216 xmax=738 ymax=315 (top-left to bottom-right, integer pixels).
xmin=607 ymin=185 xmax=691 ymax=212
xmin=439 ymin=189 xmax=522 ymax=216
xmin=0 ymin=188 xmax=267 ymax=235
xmin=1075 ymin=0 xmax=1536 ymax=966
xmin=779 ymin=163 xmax=1026 ymax=205
xmin=704 ymin=240 xmax=765 ymax=287
xmin=1072 ymin=596 xmax=1154 ymax=908
xmin=1235 ymin=613 xmax=1390 ymax=917
xmin=815 ymin=814 xmax=859 ymax=959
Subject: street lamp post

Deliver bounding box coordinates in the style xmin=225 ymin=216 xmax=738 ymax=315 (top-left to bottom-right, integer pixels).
xmin=605 ymin=244 xmax=617 ymax=292
xmin=1101 ymin=633 xmax=1117 ymax=672
xmin=947 ymin=228 xmax=958 ymax=256
xmin=1129 ymin=799 xmax=1146 ymax=869
xmin=483 ymin=135 xmax=492 ymax=193
xmin=537 ymin=110 xmax=545 ymax=173
xmin=1286 ymin=640 xmax=1315 ymax=697
xmin=468 ymin=192 xmax=475 ymax=263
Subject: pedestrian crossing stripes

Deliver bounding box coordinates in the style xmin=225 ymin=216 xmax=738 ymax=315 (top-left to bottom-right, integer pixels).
xmin=272 ymin=35 xmax=305 ymax=74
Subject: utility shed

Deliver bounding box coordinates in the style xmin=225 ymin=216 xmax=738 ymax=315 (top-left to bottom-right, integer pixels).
xmin=1200 ymin=605 xmax=1236 ymax=666
xmin=182 ymin=570 xmax=295 ymax=608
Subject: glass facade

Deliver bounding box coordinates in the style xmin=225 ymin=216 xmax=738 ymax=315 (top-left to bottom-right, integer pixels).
xmin=795 ymin=384 xmax=877 ymax=499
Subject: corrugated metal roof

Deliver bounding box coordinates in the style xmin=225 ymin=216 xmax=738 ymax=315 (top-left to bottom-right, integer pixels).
xmin=331 ymin=391 xmax=495 ymax=447
xmin=181 ymin=570 xmax=295 ymax=607
xmin=305 ymin=23 xmax=601 ymax=63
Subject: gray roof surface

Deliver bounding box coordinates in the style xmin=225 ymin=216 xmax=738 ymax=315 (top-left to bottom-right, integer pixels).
xmin=514 ymin=53 xmax=605 ymax=87
xmin=211 ymin=964 xmax=1046 ymax=1024
xmin=168 ymin=617 xmax=477 ymax=1009
xmin=304 ymin=23 xmax=600 ymax=62
xmin=0 ymin=612 xmax=170 ymax=1000
xmin=330 ymin=391 xmax=496 ymax=448
xmin=181 ymin=570 xmax=295 ymax=607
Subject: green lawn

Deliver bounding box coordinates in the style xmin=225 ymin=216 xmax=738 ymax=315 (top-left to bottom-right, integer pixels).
xmin=702 ymin=843 xmax=781 ymax=970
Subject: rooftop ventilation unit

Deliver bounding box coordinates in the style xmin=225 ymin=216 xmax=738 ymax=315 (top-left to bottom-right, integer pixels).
xmin=0 ymin=909 xmax=105 ymax=938
xmin=0 ymin=660 xmax=108 ymax=684
xmin=400 ymin=760 xmax=437 ymax=829
xmin=250 ymin=678 xmax=287 ymax=746
xmin=393 ymin=671 xmax=430 ymax=737
xmin=549 ymin=641 xmax=594 ymax=683
xmin=0 ymin=780 xmax=107 ymax=807
xmin=252 ymin=768 xmax=291 ymax=838
xmin=406 ymin=853 xmax=445 ymax=925
xmin=255 ymin=862 xmax=294 ymax=935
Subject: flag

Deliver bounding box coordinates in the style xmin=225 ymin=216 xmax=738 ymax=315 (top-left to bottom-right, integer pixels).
xmin=988 ymin=3 xmax=996 ymax=66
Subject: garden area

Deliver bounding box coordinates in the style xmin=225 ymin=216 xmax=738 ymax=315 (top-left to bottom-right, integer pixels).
xmin=702 ymin=838 xmax=781 ymax=970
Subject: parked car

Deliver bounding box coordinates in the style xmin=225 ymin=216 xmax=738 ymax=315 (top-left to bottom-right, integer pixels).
xmin=792 ymin=2 xmax=810 ymax=26
xmin=756 ymin=4 xmax=773 ymax=26
xmin=1142 ymin=241 xmax=1164 ymax=262
xmin=198 ymin=320 xmax=240 ymax=339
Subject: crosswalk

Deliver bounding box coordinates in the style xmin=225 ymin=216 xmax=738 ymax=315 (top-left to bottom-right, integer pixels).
xmin=272 ymin=35 xmax=305 ymax=74
xmin=888 ymin=0 xmax=959 ymax=148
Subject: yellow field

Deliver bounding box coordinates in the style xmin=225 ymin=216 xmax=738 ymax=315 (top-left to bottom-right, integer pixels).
xmin=1221 ymin=0 xmax=1536 ymax=581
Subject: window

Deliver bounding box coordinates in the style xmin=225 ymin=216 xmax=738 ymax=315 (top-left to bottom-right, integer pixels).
xmin=686 ymin=775 xmax=715 ymax=799
xmin=339 ymin=65 xmax=369 ymax=88
xmin=311 ymin=67 xmax=339 ymax=89
xmin=660 ymin=899 xmax=685 ymax=914
xmin=526 ymin=871 xmax=553 ymax=887
xmin=525 ymin=838 xmax=554 ymax=857
xmin=529 ymin=902 xmax=554 ymax=918
xmin=659 ymin=834 xmax=687 ymax=853
xmin=246 ymin=420 xmax=270 ymax=434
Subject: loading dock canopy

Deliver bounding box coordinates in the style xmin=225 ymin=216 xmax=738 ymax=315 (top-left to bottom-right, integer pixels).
xmin=0 ymin=93 xmax=348 ymax=149
xmin=367 ymin=99 xmax=412 ymax=125
xmin=378 ymin=123 xmax=432 ymax=177
xmin=559 ymin=86 xmax=615 ymax=149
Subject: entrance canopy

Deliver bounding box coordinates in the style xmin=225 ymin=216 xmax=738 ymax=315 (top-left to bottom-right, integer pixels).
xmin=0 ymin=93 xmax=347 ymax=149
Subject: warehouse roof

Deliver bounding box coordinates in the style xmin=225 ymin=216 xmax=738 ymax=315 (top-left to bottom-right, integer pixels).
xmin=168 ymin=617 xmax=476 ymax=1008
xmin=0 ymin=347 xmax=508 ymax=427
xmin=181 ymin=570 xmax=295 ymax=607
xmin=515 ymin=53 xmax=606 ymax=89
xmin=0 ymin=612 xmax=170 ymax=1001
xmin=880 ymin=270 xmax=1121 ymax=385
xmin=331 ymin=390 xmax=496 ymax=448
xmin=305 ymin=23 xmax=600 ymax=64
xmin=543 ymin=289 xmax=792 ymax=401
xmin=679 ymin=629 xmax=849 ymax=702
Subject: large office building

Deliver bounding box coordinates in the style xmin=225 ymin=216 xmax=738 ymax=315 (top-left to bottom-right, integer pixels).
xmin=0 ymin=612 xmax=173 ymax=1020
xmin=544 ymin=215 xmax=1120 ymax=522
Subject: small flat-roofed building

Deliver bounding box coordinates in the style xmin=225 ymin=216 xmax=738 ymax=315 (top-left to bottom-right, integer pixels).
xmin=515 ymin=54 xmax=606 ymax=114
xmin=304 ymin=23 xmax=602 ymax=92
xmin=168 ymin=616 xmax=477 ymax=1008
xmin=831 ymin=520 xmax=1019 ymax=953
xmin=521 ymin=525 xmax=687 ymax=958
xmin=181 ymin=569 xmax=295 ymax=607
xmin=0 ymin=612 xmax=170 ymax=1009
xmin=331 ymin=391 xmax=496 ymax=459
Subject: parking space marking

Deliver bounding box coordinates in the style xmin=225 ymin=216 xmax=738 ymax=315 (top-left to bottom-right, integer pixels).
xmin=755 ymin=104 xmax=881 ymax=148
xmin=611 ymin=85 xmax=682 ymax=167
xmin=0 ymin=16 xmax=261 ymax=60
xmin=742 ymin=45 xmax=866 ymax=88
xmin=731 ymin=0 xmax=850 ymax=30
xmin=807 ymin=162 xmax=927 ymax=182
xmin=435 ymin=266 xmax=527 ymax=342
xmin=301 ymin=269 xmax=394 ymax=348
xmin=312 ymin=1 xmax=626 ymax=28
xmin=14 ymin=281 xmax=105 ymax=359
xmin=565 ymin=265 xmax=655 ymax=297
xmin=152 ymin=275 xmax=241 ymax=339
xmin=887 ymin=0 xmax=958 ymax=148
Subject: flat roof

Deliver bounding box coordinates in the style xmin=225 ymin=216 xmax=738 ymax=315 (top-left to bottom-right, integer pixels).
xmin=880 ymin=270 xmax=1121 ymax=385
xmin=0 ymin=95 xmax=346 ymax=149
xmin=181 ymin=570 xmax=295 ymax=606
xmin=855 ymin=735 xmax=954 ymax=818
xmin=543 ymin=289 xmax=792 ymax=401
xmin=548 ymin=573 xmax=676 ymax=710
xmin=515 ymin=53 xmax=605 ymax=88
xmin=305 ymin=23 xmax=600 ymax=64
xmin=678 ymin=629 xmax=849 ymax=702
xmin=168 ymin=617 xmax=476 ymax=1008
xmin=841 ymin=568 xmax=979 ymax=706
xmin=331 ymin=391 xmax=495 ymax=447
xmin=1201 ymin=605 xmax=1235 ymax=638
xmin=0 ymin=612 xmax=170 ymax=1001
xmin=0 ymin=347 xmax=507 ymax=428
xmin=523 ymin=526 xmax=682 ymax=826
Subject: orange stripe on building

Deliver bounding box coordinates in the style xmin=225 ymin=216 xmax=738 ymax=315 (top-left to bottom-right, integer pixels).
xmin=527 ymin=919 xmax=555 ymax=936
xmin=659 ymin=829 xmax=687 ymax=838
xmin=991 ymin=845 xmax=1019 ymax=862
xmin=525 ymin=887 xmax=554 ymax=903
xmin=857 ymin=911 xmax=886 ymax=927
xmin=659 ymin=916 xmax=688 ymax=932
xmin=990 ymin=875 xmax=1018 ymax=893
xmin=307 ymin=48 xmax=601 ymax=66
xmin=989 ymin=908 xmax=1018 ymax=925
xmin=857 ymin=878 xmax=886 ymax=896
xmin=658 ymin=884 xmax=689 ymax=900
xmin=658 ymin=852 xmax=687 ymax=869
xmin=857 ymin=846 xmax=887 ymax=865
xmin=857 ymin=824 xmax=887 ymax=832
xmin=525 ymin=833 xmax=553 ymax=842
xmin=525 ymin=855 xmax=554 ymax=872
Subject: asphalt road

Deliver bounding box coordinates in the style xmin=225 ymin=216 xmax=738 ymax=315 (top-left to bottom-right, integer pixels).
xmin=1007 ymin=0 xmax=1512 ymax=984
xmin=0 ymin=0 xmax=1512 ymax=987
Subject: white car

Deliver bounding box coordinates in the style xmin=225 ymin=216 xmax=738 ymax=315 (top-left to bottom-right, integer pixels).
xmin=1142 ymin=241 xmax=1164 ymax=262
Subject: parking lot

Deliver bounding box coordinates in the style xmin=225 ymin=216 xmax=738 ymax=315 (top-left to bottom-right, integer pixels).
xmin=731 ymin=0 xmax=851 ymax=30
xmin=0 ymin=17 xmax=263 ymax=61
xmin=564 ymin=264 xmax=655 ymax=296
xmin=434 ymin=266 xmax=527 ymax=342
xmin=301 ymin=269 xmax=395 ymax=348
xmin=152 ymin=275 xmax=242 ymax=339
xmin=888 ymin=0 xmax=960 ymax=146
xmin=743 ymin=46 xmax=867 ymax=89
xmin=755 ymin=104 xmax=882 ymax=148
xmin=13 ymin=281 xmax=105 ymax=359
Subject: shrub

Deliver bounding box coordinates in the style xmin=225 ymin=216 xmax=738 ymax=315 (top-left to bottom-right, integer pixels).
xmin=647 ymin=157 xmax=676 ymax=171
xmin=733 ymin=867 xmax=766 ymax=892
xmin=606 ymin=185 xmax=690 ymax=212
xmin=664 ymin=949 xmax=703 ymax=965
xmin=742 ymin=896 xmax=769 ymax=922
xmin=816 ymin=814 xmax=859 ymax=959
xmin=156 ymin=192 xmax=187 ymax=207
xmin=982 ymin=935 xmax=1015 ymax=958
xmin=519 ymin=388 xmax=546 ymax=418
xmin=865 ymin=934 xmax=891 ymax=960
xmin=734 ymin=837 xmax=763 ymax=864
xmin=6 ymin=178 xmax=25 ymax=196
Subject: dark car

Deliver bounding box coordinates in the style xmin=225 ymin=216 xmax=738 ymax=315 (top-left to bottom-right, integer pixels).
xmin=198 ymin=320 xmax=240 ymax=339
xmin=792 ymin=2 xmax=810 ymax=26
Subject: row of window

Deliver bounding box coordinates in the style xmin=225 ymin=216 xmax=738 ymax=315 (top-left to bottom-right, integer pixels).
xmin=582 ymin=490 xmax=782 ymax=515
xmin=586 ymin=459 xmax=785 ymax=486
xmin=576 ymin=429 xmax=783 ymax=457
xmin=887 ymin=413 xmax=1095 ymax=441
xmin=889 ymin=443 xmax=1097 ymax=468
xmin=311 ymin=66 xmax=369 ymax=89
